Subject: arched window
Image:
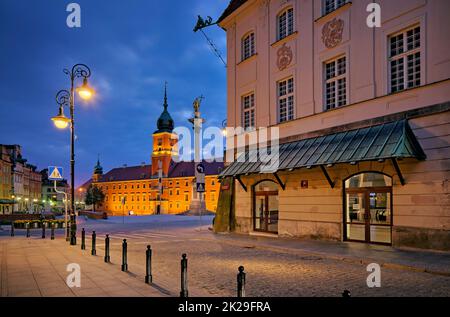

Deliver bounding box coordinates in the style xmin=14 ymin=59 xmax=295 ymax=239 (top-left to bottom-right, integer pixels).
xmin=277 ymin=7 xmax=294 ymax=41
xmin=241 ymin=32 xmax=255 ymax=61
xmin=345 ymin=172 xmax=392 ymax=189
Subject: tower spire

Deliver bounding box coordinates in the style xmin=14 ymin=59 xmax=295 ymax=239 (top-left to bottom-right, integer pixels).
xmin=163 ymin=81 xmax=168 ymax=109
xmin=155 ymin=81 xmax=174 ymax=133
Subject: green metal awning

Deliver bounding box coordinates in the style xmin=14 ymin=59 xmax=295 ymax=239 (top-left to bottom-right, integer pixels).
xmin=0 ymin=199 xmax=15 ymax=204
xmin=220 ymin=119 xmax=426 ymax=187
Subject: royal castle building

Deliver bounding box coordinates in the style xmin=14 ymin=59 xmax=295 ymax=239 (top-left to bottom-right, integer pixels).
xmin=216 ymin=0 xmax=450 ymax=250
xmin=80 ymin=88 xmax=223 ymax=215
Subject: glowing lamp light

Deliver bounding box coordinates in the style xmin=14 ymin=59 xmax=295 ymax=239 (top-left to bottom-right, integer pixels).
xmin=77 ymin=77 xmax=94 ymax=100
xmin=51 ymin=106 xmax=71 ymax=129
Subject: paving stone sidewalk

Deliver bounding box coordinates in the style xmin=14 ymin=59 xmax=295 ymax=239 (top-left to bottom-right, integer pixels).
xmin=0 ymin=236 xmax=170 ymax=297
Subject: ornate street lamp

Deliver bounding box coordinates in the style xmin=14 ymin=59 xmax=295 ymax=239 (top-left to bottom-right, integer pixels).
xmin=51 ymin=63 xmax=94 ymax=246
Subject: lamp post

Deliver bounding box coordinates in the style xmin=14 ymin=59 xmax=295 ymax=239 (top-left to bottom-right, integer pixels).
xmin=51 ymin=64 xmax=94 ymax=246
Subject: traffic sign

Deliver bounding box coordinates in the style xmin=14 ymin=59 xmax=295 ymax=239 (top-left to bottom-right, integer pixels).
xmin=48 ymin=166 xmax=63 ymax=181
xmin=196 ymin=183 xmax=205 ymax=193
xmin=195 ymin=163 xmax=205 ymax=185
xmin=196 ymin=163 xmax=205 ymax=174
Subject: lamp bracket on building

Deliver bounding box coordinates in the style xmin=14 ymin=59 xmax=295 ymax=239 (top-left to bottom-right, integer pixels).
xmin=320 ymin=165 xmax=335 ymax=189
xmin=273 ymin=172 xmax=286 ymax=191
xmin=235 ymin=175 xmax=247 ymax=192
xmin=193 ymin=15 xmax=227 ymax=67
xmin=391 ymin=158 xmax=405 ymax=186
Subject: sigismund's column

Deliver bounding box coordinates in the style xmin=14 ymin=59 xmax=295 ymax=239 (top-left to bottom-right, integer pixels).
xmin=187 ymin=97 xmax=206 ymax=215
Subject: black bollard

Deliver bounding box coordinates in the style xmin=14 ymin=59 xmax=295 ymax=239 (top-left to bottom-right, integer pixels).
xmin=26 ymin=223 xmax=30 ymax=238
xmin=10 ymin=222 xmax=14 ymax=237
xmin=104 ymin=234 xmax=110 ymax=263
xmin=91 ymin=231 xmax=96 ymax=255
xmin=121 ymin=239 xmax=128 ymax=272
xmin=41 ymin=222 xmax=46 ymax=239
xmin=237 ymin=266 xmax=246 ymax=297
xmin=342 ymin=290 xmax=351 ymax=297
xmin=51 ymin=223 xmax=55 ymax=240
xmin=66 ymin=223 xmax=70 ymax=242
xmin=145 ymin=245 xmax=152 ymax=284
xmin=180 ymin=253 xmax=188 ymax=297
xmin=81 ymin=228 xmax=86 ymax=250
xmin=70 ymin=222 xmax=76 ymax=246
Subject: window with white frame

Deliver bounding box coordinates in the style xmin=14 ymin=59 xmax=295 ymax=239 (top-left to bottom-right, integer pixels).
xmin=389 ymin=25 xmax=421 ymax=93
xmin=323 ymin=0 xmax=348 ymax=15
xmin=241 ymin=32 xmax=255 ymax=61
xmin=277 ymin=7 xmax=294 ymax=41
xmin=242 ymin=93 xmax=255 ymax=130
xmin=277 ymin=78 xmax=294 ymax=123
xmin=324 ymin=56 xmax=347 ymax=110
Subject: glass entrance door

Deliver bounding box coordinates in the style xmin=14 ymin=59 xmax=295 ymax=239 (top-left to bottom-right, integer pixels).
xmin=344 ymin=173 xmax=392 ymax=245
xmin=345 ymin=189 xmax=392 ymax=244
xmin=254 ymin=193 xmax=279 ymax=233
xmin=253 ymin=180 xmax=279 ymax=234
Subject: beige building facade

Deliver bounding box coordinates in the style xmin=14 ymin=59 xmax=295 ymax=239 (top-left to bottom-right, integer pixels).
xmin=217 ymin=0 xmax=450 ymax=250
xmin=0 ymin=145 xmax=42 ymax=213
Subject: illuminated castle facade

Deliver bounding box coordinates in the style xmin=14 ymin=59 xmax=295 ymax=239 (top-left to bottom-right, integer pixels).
xmin=80 ymin=87 xmax=223 ymax=215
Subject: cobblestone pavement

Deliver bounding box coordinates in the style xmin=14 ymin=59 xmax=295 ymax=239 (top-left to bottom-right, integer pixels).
xmin=1 ymin=216 xmax=449 ymax=297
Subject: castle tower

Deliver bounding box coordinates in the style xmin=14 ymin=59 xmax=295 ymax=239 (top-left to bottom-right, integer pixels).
xmin=151 ymin=83 xmax=176 ymax=177
xmin=92 ymin=157 xmax=103 ymax=182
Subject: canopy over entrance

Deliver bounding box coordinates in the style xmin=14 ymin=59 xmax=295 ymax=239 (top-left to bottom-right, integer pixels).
xmin=220 ymin=119 xmax=426 ymax=188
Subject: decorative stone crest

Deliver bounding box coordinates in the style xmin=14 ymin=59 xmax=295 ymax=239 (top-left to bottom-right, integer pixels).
xmin=322 ymin=18 xmax=344 ymax=49
xmin=277 ymin=43 xmax=293 ymax=70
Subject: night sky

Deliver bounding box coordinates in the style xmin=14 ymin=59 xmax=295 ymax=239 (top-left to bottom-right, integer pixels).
xmin=0 ymin=0 xmax=227 ymax=186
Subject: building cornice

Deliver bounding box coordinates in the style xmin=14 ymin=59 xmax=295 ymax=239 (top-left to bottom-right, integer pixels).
xmin=278 ymin=101 xmax=450 ymax=145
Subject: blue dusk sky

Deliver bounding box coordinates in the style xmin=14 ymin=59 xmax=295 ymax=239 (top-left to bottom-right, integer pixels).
xmin=0 ymin=0 xmax=228 ymax=186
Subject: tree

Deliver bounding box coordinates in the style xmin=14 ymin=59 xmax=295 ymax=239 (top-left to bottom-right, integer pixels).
xmin=84 ymin=184 xmax=105 ymax=212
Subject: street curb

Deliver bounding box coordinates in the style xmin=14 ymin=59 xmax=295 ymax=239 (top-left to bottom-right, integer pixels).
xmin=208 ymin=236 xmax=450 ymax=278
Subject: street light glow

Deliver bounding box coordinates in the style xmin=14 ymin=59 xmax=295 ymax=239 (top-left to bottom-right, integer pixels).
xmin=77 ymin=77 xmax=94 ymax=100
xmin=51 ymin=106 xmax=70 ymax=129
